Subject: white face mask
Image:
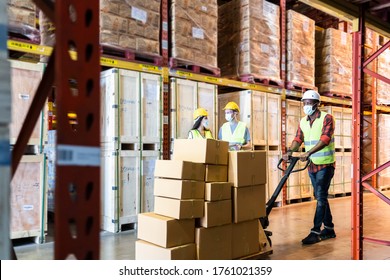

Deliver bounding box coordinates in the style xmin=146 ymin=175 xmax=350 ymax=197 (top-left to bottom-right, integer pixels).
xmin=225 ymin=113 xmax=233 ymax=122
xmin=203 ymin=119 xmax=209 ymax=129
xmin=303 ymin=105 xmax=316 ymax=116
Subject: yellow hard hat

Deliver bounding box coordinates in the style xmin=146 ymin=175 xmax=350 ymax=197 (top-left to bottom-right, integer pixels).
xmin=193 ymin=108 xmax=208 ymax=120
xmin=223 ymin=101 xmax=240 ymax=112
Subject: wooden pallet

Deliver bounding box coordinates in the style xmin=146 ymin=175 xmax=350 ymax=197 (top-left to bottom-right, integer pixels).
xmin=239 ymin=74 xmax=284 ymax=87
xmin=286 ymin=81 xmax=317 ymax=92
xmin=320 ymin=91 xmax=353 ymax=99
xmin=287 ymin=196 xmax=314 ymax=205
xmin=169 ymin=57 xmax=221 ymax=77
xmin=101 ymin=44 xmax=163 ymax=66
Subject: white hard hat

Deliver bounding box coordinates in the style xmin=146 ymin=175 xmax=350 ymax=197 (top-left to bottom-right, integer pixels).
xmin=301 ymin=90 xmax=320 ymax=101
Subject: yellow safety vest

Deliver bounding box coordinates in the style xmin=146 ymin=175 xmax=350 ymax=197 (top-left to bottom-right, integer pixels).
xmin=300 ymin=112 xmax=335 ymax=165
xmin=221 ymin=121 xmax=246 ymax=145
xmin=190 ymin=129 xmax=213 ymax=139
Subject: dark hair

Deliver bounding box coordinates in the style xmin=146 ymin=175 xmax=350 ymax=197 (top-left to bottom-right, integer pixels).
xmin=192 ymin=116 xmax=204 ymax=130
xmin=191 ymin=116 xmax=211 ymax=131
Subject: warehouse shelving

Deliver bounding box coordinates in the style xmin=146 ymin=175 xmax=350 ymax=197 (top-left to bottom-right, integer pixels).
xmin=2 ymin=0 xmax=390 ymax=260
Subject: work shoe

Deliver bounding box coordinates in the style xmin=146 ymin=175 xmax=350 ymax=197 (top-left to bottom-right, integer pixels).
xmin=301 ymin=232 xmax=321 ymax=245
xmin=320 ymin=228 xmax=336 ymax=240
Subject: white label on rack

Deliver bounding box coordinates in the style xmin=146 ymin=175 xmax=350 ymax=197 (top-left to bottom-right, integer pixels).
xmin=260 ymin=43 xmax=270 ymax=53
xmin=341 ymin=32 xmax=347 ymax=45
xmin=201 ymin=6 xmax=207 ymax=12
xmin=131 ymin=6 xmax=147 ymax=24
xmin=19 ymin=93 xmax=30 ymax=100
xmin=57 ymin=145 xmax=100 ymax=166
xmin=339 ymin=67 xmax=345 ymax=75
xmin=192 ymin=27 xmax=204 ymax=40
xmin=301 ymin=57 xmax=307 ymax=65
xmin=23 ymin=205 xmax=34 ymax=211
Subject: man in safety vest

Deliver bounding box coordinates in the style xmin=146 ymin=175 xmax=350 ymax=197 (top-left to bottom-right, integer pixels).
xmin=218 ymin=101 xmax=251 ymax=150
xmin=188 ymin=108 xmax=214 ymax=139
xmin=284 ymin=90 xmax=336 ymax=245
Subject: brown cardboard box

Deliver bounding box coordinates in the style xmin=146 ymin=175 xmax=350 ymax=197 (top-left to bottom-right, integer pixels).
xmin=154 ymin=178 xmax=205 ymax=199
xmin=232 ymin=219 xmax=259 ymax=259
xmin=205 ymin=165 xmax=228 ymax=182
xmin=195 ymin=224 xmax=232 ymax=260
xmin=228 ymin=151 xmax=267 ymax=187
xmin=198 ymin=200 xmax=232 ymax=228
xmin=205 ymin=182 xmax=231 ymax=201
xmin=137 ymin=212 xmax=195 ymax=248
xmin=154 ymin=196 xmax=204 ymax=219
xmin=232 ymin=185 xmax=266 ymax=223
xmin=154 ymin=160 xmax=205 ymax=181
xmin=135 ymin=240 xmax=196 ymax=260
xmin=172 ymin=139 xmax=229 ymax=165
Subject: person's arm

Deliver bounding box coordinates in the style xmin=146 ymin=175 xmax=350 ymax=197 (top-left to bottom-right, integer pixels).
xmin=240 ymin=127 xmax=251 ymax=150
xmin=283 ymin=124 xmax=304 ymax=160
xmin=218 ymin=127 xmax=222 ymax=140
xmin=188 ymin=130 xmax=193 ymax=139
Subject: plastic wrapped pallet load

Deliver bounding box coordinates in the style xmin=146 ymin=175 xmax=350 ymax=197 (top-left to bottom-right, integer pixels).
xmin=315 ymin=28 xmax=352 ymax=97
xmin=287 ymin=9 xmax=315 ymax=89
xmin=377 ymin=114 xmax=390 ymax=190
xmin=171 ymin=0 xmax=218 ymax=68
xmin=377 ymin=46 xmax=390 ymax=105
xmin=218 ymin=0 xmax=281 ymax=83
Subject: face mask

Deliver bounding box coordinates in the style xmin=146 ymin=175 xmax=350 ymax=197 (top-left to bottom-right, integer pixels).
xmin=225 ymin=113 xmax=233 ymax=122
xmin=303 ymin=105 xmax=316 ymax=116
xmin=203 ymin=119 xmax=209 ymax=129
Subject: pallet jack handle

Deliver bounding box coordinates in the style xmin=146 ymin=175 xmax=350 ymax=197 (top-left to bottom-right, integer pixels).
xmin=260 ymin=156 xmax=310 ymax=230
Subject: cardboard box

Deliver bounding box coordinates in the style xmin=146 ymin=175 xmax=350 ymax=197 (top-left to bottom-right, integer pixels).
xmin=228 ymin=151 xmax=267 ymax=187
xmin=154 ymin=178 xmax=205 ymax=199
xmin=232 ymin=219 xmax=259 ymax=259
xmin=135 ymin=240 xmax=196 ymax=260
xmin=154 ymin=196 xmax=204 ymax=219
xmin=205 ymin=182 xmax=232 ymax=201
xmin=232 ymin=185 xmax=266 ymax=223
xmin=198 ymin=200 xmax=232 ymax=228
xmin=172 ymin=139 xmax=229 ymax=165
xmin=137 ymin=212 xmax=195 ymax=248
xmin=195 ymin=224 xmax=232 ymax=260
xmin=154 ymin=160 xmax=205 ymax=181
xmin=205 ymin=164 xmax=228 ymax=182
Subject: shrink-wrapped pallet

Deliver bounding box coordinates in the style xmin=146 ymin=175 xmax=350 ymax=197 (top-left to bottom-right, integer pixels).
xmin=377 ymin=46 xmax=390 ymax=105
xmin=39 ymin=0 xmax=161 ymax=56
xmin=171 ymin=0 xmax=218 ymax=67
xmin=8 ymin=0 xmax=40 ymax=43
xmin=287 ymin=10 xmax=315 ymax=89
xmin=315 ymin=28 xmax=352 ymax=97
xmin=218 ymin=0 xmax=281 ymax=83
xmin=377 ymin=114 xmax=390 ymax=190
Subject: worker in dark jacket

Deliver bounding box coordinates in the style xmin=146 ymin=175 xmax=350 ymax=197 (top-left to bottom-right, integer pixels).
xmin=283 ymin=90 xmax=336 ymax=245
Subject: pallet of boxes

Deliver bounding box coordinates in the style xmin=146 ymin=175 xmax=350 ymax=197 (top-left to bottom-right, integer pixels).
xmin=135 ymin=139 xmax=272 ymax=260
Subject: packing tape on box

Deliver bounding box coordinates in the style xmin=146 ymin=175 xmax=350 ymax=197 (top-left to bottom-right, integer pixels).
xmin=0 ymin=139 xmax=10 ymax=166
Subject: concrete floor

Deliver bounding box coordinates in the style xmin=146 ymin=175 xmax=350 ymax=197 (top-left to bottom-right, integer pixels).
xmin=13 ymin=191 xmax=390 ymax=260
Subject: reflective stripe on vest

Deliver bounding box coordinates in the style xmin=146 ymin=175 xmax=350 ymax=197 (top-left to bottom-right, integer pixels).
xmin=221 ymin=121 xmax=246 ymax=145
xmin=191 ymin=129 xmax=213 ymax=139
xmin=300 ymin=112 xmax=335 ymax=165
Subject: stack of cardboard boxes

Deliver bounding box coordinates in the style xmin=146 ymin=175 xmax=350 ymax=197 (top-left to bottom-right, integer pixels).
xmin=136 ymin=139 xmax=268 ymax=260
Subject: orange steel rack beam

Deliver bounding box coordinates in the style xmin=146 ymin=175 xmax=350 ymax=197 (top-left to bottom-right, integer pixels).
xmin=352 ymin=4 xmax=390 ymax=260
xmin=54 ymin=0 xmax=101 ymax=259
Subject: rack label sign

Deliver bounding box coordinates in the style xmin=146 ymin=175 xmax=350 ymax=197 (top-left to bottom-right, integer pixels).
xmin=8 ymin=41 xmax=37 ymax=52
xmin=57 ymin=145 xmax=100 ymax=166
xmin=101 ymin=57 xmax=118 ymax=65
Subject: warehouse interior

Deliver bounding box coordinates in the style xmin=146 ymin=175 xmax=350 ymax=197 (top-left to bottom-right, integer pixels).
xmin=1 ymin=0 xmax=390 ymax=261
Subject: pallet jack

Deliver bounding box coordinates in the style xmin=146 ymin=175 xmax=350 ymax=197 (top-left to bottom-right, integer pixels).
xmin=243 ymin=156 xmax=310 ymax=259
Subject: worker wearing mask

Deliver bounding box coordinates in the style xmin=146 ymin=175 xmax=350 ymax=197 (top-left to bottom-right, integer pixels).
xmin=218 ymin=101 xmax=251 ymax=150
xmin=188 ymin=108 xmax=214 ymax=139
xmin=283 ymin=90 xmax=336 ymax=245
